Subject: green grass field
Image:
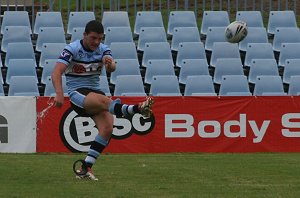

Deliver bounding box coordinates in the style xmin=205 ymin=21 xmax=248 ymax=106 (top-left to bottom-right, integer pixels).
xmin=1 ymin=153 xmax=300 ymax=198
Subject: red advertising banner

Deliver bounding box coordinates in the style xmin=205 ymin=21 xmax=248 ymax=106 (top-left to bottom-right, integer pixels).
xmin=37 ymin=96 xmax=300 ymax=153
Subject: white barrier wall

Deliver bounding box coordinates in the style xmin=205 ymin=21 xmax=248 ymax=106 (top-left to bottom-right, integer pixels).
xmin=0 ymin=97 xmax=36 ymax=153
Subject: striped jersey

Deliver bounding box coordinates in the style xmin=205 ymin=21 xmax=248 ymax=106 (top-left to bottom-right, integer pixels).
xmin=57 ymin=39 xmax=112 ymax=94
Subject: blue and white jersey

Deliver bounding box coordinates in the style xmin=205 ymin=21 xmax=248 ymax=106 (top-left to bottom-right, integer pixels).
xmin=57 ymin=39 xmax=112 ymax=94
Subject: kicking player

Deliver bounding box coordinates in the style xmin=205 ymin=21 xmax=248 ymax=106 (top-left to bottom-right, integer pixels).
xmin=52 ymin=20 xmax=154 ymax=180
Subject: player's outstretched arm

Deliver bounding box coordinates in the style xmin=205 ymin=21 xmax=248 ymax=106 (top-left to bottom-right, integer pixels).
xmin=52 ymin=62 xmax=67 ymax=108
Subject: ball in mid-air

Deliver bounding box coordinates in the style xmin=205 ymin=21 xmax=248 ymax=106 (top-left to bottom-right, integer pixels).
xmin=225 ymin=21 xmax=248 ymax=43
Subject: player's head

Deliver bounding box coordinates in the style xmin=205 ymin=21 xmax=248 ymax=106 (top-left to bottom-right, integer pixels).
xmin=83 ymin=20 xmax=104 ymax=51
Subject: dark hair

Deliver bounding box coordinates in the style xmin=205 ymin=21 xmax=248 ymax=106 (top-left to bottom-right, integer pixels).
xmin=84 ymin=20 xmax=104 ymax=34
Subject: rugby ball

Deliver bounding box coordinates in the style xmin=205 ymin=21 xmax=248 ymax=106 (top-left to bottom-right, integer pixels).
xmin=225 ymin=21 xmax=248 ymax=43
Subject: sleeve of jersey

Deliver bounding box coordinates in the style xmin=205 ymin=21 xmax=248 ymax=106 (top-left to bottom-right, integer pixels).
xmin=57 ymin=45 xmax=74 ymax=65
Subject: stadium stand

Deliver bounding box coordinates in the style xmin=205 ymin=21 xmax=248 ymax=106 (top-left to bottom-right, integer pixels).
xmin=44 ymin=76 xmax=68 ymax=96
xmin=39 ymin=43 xmax=66 ymax=68
xmin=210 ymin=42 xmax=240 ymax=67
xmin=104 ymin=26 xmax=133 ymax=47
xmin=238 ymin=27 xmax=268 ymax=52
xmin=1 ymin=11 xmax=32 ymax=35
xmin=236 ymin=11 xmax=264 ymax=28
xmin=179 ymin=59 xmax=210 ymax=84
xmin=267 ymin=10 xmax=298 ymax=36
xmin=205 ymin=27 xmax=227 ymax=51
xmin=253 ymin=76 xmax=286 ymax=96
xmin=6 ymin=59 xmax=38 ymax=84
xmin=244 ymin=43 xmax=275 ymax=67
xmin=114 ymin=75 xmax=146 ymax=96
xmin=35 ymin=27 xmax=66 ymax=52
xmin=144 ymin=59 xmax=175 ymax=85
xmin=150 ymin=75 xmax=181 ymax=96
xmin=272 ymin=27 xmax=300 ymax=52
xmin=134 ymin=11 xmax=164 ymax=37
xmin=167 ymin=11 xmax=197 ymax=37
xmin=70 ymin=27 xmax=85 ymax=43
xmin=99 ymin=76 xmax=112 ymax=96
xmin=142 ymin=42 xmax=173 ymax=68
xmin=8 ymin=76 xmax=40 ymax=96
xmin=278 ymin=43 xmax=300 ymax=67
xmin=219 ymin=75 xmax=252 ymax=96
xmin=184 ymin=75 xmax=216 ymax=96
xmin=110 ymin=59 xmax=141 ymax=85
xmin=137 ymin=27 xmax=167 ymax=51
xmin=288 ymin=76 xmax=300 ymax=96
xmin=33 ymin=12 xmax=64 ymax=35
xmin=102 ymin=11 xmax=131 ymax=35
xmin=213 ymin=58 xmax=244 ymax=84
xmin=248 ymin=59 xmax=279 ymax=84
xmin=5 ymin=42 xmax=36 ymax=67
xmin=171 ymin=27 xmax=201 ymax=51
xmin=67 ymin=11 xmax=95 ymax=35
xmin=176 ymin=42 xmax=207 ymax=68
xmin=109 ymin=42 xmax=138 ymax=60
xmin=41 ymin=59 xmax=58 ymax=85
xmin=200 ymin=11 xmax=230 ymax=37
xmin=283 ymin=59 xmax=300 ymax=84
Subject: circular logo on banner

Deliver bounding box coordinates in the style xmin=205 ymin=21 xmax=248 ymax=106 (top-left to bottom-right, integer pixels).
xmin=59 ymin=108 xmax=155 ymax=152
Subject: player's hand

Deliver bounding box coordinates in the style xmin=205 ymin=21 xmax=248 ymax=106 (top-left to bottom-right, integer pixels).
xmin=102 ymin=56 xmax=116 ymax=72
xmin=54 ymin=93 xmax=64 ymax=108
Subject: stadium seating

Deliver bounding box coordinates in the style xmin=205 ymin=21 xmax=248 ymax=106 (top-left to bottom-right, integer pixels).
xmin=70 ymin=27 xmax=85 ymax=43
xmin=44 ymin=76 xmax=68 ymax=96
xmin=110 ymin=42 xmax=138 ymax=60
xmin=8 ymin=76 xmax=40 ymax=96
xmin=200 ymin=11 xmax=230 ymax=37
xmin=144 ymin=59 xmax=175 ymax=85
xmin=205 ymin=27 xmax=227 ymax=51
xmin=39 ymin=43 xmax=66 ymax=68
xmin=41 ymin=59 xmax=58 ymax=84
xmin=0 ymin=84 xmax=4 ymax=96
xmin=253 ymin=76 xmax=286 ymax=96
xmin=236 ymin=11 xmax=264 ymax=27
xmin=283 ymin=59 xmax=300 ymax=84
xmin=219 ymin=75 xmax=251 ymax=96
xmin=213 ymin=58 xmax=244 ymax=84
xmin=5 ymin=42 xmax=36 ymax=67
xmin=34 ymin=12 xmax=64 ymax=35
xmin=278 ymin=43 xmax=300 ymax=67
xmin=67 ymin=11 xmax=95 ymax=35
xmin=142 ymin=42 xmax=173 ymax=68
xmin=176 ymin=42 xmax=207 ymax=67
xmin=272 ymin=27 xmax=300 ymax=52
xmin=184 ymin=75 xmax=216 ymax=96
xmin=6 ymin=59 xmax=38 ymax=84
xmin=167 ymin=11 xmax=197 ymax=37
xmin=114 ymin=75 xmax=146 ymax=96
xmin=102 ymin=11 xmax=131 ymax=35
xmin=171 ymin=27 xmax=201 ymax=51
xmin=244 ymin=43 xmax=275 ymax=67
xmin=210 ymin=42 xmax=240 ymax=67
xmin=0 ymin=71 xmax=3 ymax=84
xmin=1 ymin=11 xmax=32 ymax=35
xmin=99 ymin=76 xmax=112 ymax=96
xmin=134 ymin=11 xmax=164 ymax=37
xmin=248 ymin=59 xmax=279 ymax=84
xmin=150 ymin=75 xmax=181 ymax=96
xmin=288 ymin=76 xmax=300 ymax=96
xmin=239 ymin=27 xmax=268 ymax=52
xmin=36 ymin=27 xmax=66 ymax=52
xmin=1 ymin=26 xmax=32 ymax=53
xmin=110 ymin=59 xmax=141 ymax=85
xmin=267 ymin=10 xmax=297 ymax=35
xmin=137 ymin=27 xmax=167 ymax=51
xmin=179 ymin=59 xmax=210 ymax=84
xmin=104 ymin=27 xmax=133 ymax=47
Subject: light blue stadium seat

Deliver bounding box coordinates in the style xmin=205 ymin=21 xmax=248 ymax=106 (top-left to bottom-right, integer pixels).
xmin=114 ymin=75 xmax=146 ymax=96
xmin=171 ymin=27 xmax=201 ymax=51
xmin=273 ymin=27 xmax=300 ymax=52
xmin=167 ymin=11 xmax=197 ymax=37
xmin=248 ymin=59 xmax=279 ymax=84
xmin=5 ymin=42 xmax=36 ymax=67
xmin=210 ymin=42 xmax=240 ymax=67
xmin=239 ymin=27 xmax=268 ymax=51
xmin=179 ymin=59 xmax=210 ymax=84
xmin=102 ymin=11 xmax=131 ymax=35
xmin=142 ymin=42 xmax=173 ymax=68
xmin=200 ymin=11 xmax=230 ymax=37
xmin=1 ymin=11 xmax=32 ymax=35
xmin=144 ymin=59 xmax=175 ymax=84
xmin=110 ymin=42 xmax=138 ymax=60
xmin=236 ymin=11 xmax=264 ymax=27
xmin=67 ymin=11 xmax=95 ymax=35
xmin=6 ymin=59 xmax=37 ymax=84
xmin=110 ymin=59 xmax=141 ymax=85
xmin=288 ymin=76 xmax=300 ymax=96
xmin=34 ymin=12 xmax=64 ymax=35
xmin=0 ymin=84 xmax=4 ymax=96
xmin=283 ymin=59 xmax=300 ymax=84
xmin=205 ymin=27 xmax=227 ymax=51
xmin=44 ymin=76 xmax=68 ymax=96
xmin=184 ymin=75 xmax=216 ymax=96
xmin=150 ymin=75 xmax=181 ymax=96
xmin=176 ymin=42 xmax=206 ymax=67
xmin=41 ymin=59 xmax=57 ymax=84
xmin=219 ymin=75 xmax=251 ymax=96
xmin=36 ymin=27 xmax=66 ymax=52
xmin=278 ymin=43 xmax=300 ymax=67
xmin=267 ymin=10 xmax=297 ymax=35
xmin=1 ymin=26 xmax=31 ymax=53
xmin=8 ymin=76 xmax=39 ymax=96
xmin=99 ymin=76 xmax=111 ymax=96
xmin=137 ymin=27 xmax=167 ymax=51
xmin=0 ymin=70 xmax=3 ymax=84
xmin=39 ymin=43 xmax=66 ymax=68
xmin=134 ymin=11 xmax=164 ymax=37
xmin=253 ymin=76 xmax=286 ymax=96
xmin=104 ymin=27 xmax=133 ymax=47
xmin=244 ymin=43 xmax=275 ymax=67
xmin=70 ymin=27 xmax=85 ymax=43
xmin=213 ymin=58 xmax=244 ymax=84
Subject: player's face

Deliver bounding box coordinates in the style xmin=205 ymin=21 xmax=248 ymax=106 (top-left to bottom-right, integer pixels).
xmin=83 ymin=32 xmax=104 ymax=51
